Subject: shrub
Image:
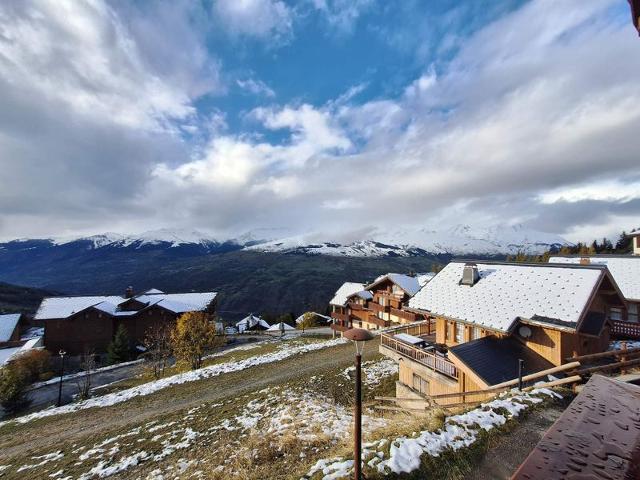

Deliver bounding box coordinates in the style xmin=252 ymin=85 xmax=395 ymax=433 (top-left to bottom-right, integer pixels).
xmin=0 ymin=365 xmax=30 ymax=415
xmin=12 ymin=349 xmax=51 ymax=383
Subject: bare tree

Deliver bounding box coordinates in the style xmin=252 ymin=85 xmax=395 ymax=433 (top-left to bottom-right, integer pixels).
xmin=143 ymin=325 xmax=172 ymax=379
xmin=76 ymin=349 xmax=96 ymax=401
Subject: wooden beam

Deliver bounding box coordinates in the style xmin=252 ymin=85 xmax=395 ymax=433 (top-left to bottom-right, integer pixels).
xmin=566 ymin=346 xmax=640 ymax=362
xmin=572 ymin=357 xmax=640 ymax=375
xmin=374 ymin=405 xmax=426 ymax=413
xmin=375 ymin=396 xmax=429 ymax=403
xmin=488 ymin=361 xmax=581 ymax=390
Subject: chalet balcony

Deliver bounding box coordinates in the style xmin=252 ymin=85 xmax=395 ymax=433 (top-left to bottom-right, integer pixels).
xmin=380 ymin=320 xmax=458 ymax=379
xmin=611 ymin=320 xmax=640 ymax=339
xmin=332 ymin=311 xmax=349 ymax=322
xmin=389 ymin=307 xmax=417 ymax=322
xmin=366 ymin=315 xmax=391 ymax=328
xmin=331 ymin=320 xmax=352 ymax=332
xmin=347 ymin=302 xmax=366 ymax=311
xmin=369 ymin=302 xmax=389 ymax=314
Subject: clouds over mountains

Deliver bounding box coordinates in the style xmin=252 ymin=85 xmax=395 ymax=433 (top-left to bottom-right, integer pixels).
xmin=0 ymin=0 xmax=638 ymax=242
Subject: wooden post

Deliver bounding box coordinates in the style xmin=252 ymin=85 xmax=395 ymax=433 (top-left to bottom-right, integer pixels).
xmin=354 ymin=353 xmax=362 ymax=480
xmin=621 ymin=341 xmax=627 ymax=374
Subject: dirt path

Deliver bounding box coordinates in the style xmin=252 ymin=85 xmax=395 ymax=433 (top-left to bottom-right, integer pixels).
xmin=0 ymin=340 xmax=375 ymax=462
xmin=467 ymin=403 xmax=565 ymax=479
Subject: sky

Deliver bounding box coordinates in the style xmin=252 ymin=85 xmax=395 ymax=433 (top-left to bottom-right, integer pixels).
xmin=0 ymin=0 xmax=639 ymax=243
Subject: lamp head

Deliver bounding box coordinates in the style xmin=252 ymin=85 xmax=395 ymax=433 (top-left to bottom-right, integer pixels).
xmin=59 ymin=349 xmax=66 ymax=357
xmin=343 ymin=328 xmax=374 ymax=355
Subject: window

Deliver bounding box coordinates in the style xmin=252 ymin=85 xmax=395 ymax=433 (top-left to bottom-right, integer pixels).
xmin=455 ymin=323 xmax=465 ymax=343
xmin=629 ymin=304 xmax=638 ymax=323
xmin=412 ymin=374 xmax=429 ymax=395
xmin=609 ymin=307 xmax=623 ymax=321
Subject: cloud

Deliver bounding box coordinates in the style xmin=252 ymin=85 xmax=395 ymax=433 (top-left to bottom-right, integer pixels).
xmin=1 ymin=0 xmax=639 ymax=243
xmin=237 ymin=78 xmax=276 ymax=97
xmin=310 ymin=0 xmax=374 ymax=33
xmin=214 ymin=0 xmax=293 ymax=42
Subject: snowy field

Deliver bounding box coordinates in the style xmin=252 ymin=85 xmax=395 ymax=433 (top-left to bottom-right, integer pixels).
xmin=0 ymin=357 xmax=399 ymax=479
xmin=303 ymin=388 xmax=561 ymax=479
xmin=2 ymin=338 xmax=347 ymax=427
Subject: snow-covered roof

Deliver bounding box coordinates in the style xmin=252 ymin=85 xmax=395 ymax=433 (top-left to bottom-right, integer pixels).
xmin=144 ymin=288 xmax=165 ymax=295
xmin=330 ymin=282 xmax=367 ymax=306
xmin=35 ymin=291 xmax=217 ymax=320
xmin=366 ymin=273 xmax=421 ymax=296
xmin=549 ymin=256 xmax=640 ymax=302
xmin=266 ymin=322 xmax=295 ymax=331
xmin=0 ymin=314 xmax=20 ymax=342
xmin=417 ymin=273 xmax=436 ymax=287
xmin=236 ymin=314 xmax=270 ymax=330
xmin=408 ymin=261 xmax=607 ymax=333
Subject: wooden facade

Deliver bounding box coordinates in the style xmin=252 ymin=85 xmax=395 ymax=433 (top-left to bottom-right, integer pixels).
xmin=330 ymin=275 xmax=422 ymax=334
xmin=42 ymin=293 xmax=217 ymax=356
xmin=380 ymin=273 xmax=625 ymax=406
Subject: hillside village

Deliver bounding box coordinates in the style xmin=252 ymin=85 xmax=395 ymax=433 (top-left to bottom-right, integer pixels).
xmin=0 ymin=233 xmax=636 ymax=479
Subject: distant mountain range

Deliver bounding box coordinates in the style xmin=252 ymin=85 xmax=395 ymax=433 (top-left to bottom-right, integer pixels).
xmin=0 ymin=225 xmax=568 ymax=320
xmin=4 ymin=224 xmax=567 ymax=257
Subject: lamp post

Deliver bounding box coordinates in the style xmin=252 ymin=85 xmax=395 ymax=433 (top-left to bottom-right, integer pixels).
xmin=57 ymin=349 xmax=66 ymax=407
xmin=343 ymin=328 xmax=375 ymax=480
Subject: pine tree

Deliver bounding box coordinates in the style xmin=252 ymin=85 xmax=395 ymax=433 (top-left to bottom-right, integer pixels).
xmin=616 ymin=231 xmax=630 ymax=253
xmin=107 ymin=324 xmax=130 ymax=365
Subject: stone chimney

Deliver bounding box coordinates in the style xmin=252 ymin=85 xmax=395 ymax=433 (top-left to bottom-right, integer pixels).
xmin=125 ymin=286 xmax=134 ymax=298
xmin=461 ymin=263 xmax=480 ymax=286
xmin=579 ymin=257 xmax=591 ymax=265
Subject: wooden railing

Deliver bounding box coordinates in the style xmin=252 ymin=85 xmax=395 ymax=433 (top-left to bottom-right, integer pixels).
xmin=380 ymin=321 xmax=458 ymax=379
xmin=331 ymin=312 xmax=349 ymax=322
xmin=347 ymin=302 xmax=366 ymax=311
xmin=367 ymin=315 xmax=391 ymax=328
xmin=389 ymin=307 xmax=416 ymax=322
xmin=612 ymin=320 xmax=640 ymax=339
xmin=369 ymin=302 xmax=389 ymax=314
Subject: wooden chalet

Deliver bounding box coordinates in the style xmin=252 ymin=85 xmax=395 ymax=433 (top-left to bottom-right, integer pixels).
xmin=35 ymin=288 xmax=217 ymax=355
xmin=549 ymin=254 xmax=640 ymax=338
xmin=329 ymin=274 xmax=433 ymax=334
xmin=379 ymin=261 xmax=627 ymax=406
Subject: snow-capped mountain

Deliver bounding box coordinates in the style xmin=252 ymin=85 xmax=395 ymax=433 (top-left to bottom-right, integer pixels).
xmin=1 ymin=224 xmax=567 ymax=257
xmin=245 ymin=224 xmax=568 ymax=257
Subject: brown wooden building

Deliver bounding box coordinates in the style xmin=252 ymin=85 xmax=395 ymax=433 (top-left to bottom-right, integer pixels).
xmin=36 ymin=288 xmax=217 ymax=355
xmin=329 ymin=273 xmax=432 ymax=334
xmin=380 ymin=261 xmax=626 ymax=406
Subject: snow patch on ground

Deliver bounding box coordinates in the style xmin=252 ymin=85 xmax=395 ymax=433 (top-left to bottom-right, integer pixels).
xmin=303 ymin=388 xmax=561 ymax=479
xmin=609 ymin=340 xmax=640 ymax=350
xmin=3 ymin=338 xmax=347 ymax=427
xmin=340 ymin=359 xmax=398 ymax=387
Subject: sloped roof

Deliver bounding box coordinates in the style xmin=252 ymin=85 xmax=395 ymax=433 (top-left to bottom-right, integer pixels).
xmin=512 ymin=375 xmax=640 ymax=479
xmin=266 ymin=322 xmax=295 ymax=331
xmin=0 ymin=314 xmax=20 ymax=342
xmin=408 ymin=261 xmax=606 ymax=333
xmin=330 ymin=282 xmax=367 ymax=306
xmin=35 ymin=291 xmax=217 ymax=320
xmin=236 ymin=314 xmax=270 ymax=329
xmin=366 ymin=273 xmax=421 ymax=296
xmin=144 ymin=288 xmax=165 ymax=295
xmin=549 ymin=255 xmax=640 ymax=301
xmin=449 ymin=336 xmax=554 ymax=386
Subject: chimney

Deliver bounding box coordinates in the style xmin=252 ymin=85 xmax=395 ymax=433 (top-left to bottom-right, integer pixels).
xmin=461 ymin=263 xmax=480 ymax=286
xmin=125 ymin=286 xmax=134 ymax=298
xmin=579 ymin=257 xmax=591 ymax=265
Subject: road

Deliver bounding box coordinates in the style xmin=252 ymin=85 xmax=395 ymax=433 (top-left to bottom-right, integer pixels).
xmin=0 ymin=339 xmax=377 ymax=462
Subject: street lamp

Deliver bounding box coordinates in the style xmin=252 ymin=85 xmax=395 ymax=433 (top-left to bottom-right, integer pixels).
xmin=343 ymin=328 xmax=375 ymax=480
xmin=57 ymin=349 xmax=66 ymax=407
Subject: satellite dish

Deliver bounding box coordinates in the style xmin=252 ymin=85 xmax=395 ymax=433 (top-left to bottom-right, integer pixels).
xmin=518 ymin=326 xmax=532 ymax=338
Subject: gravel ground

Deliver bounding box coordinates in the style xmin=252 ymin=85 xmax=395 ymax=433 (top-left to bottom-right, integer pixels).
xmin=467 ymin=403 xmax=565 ymax=479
